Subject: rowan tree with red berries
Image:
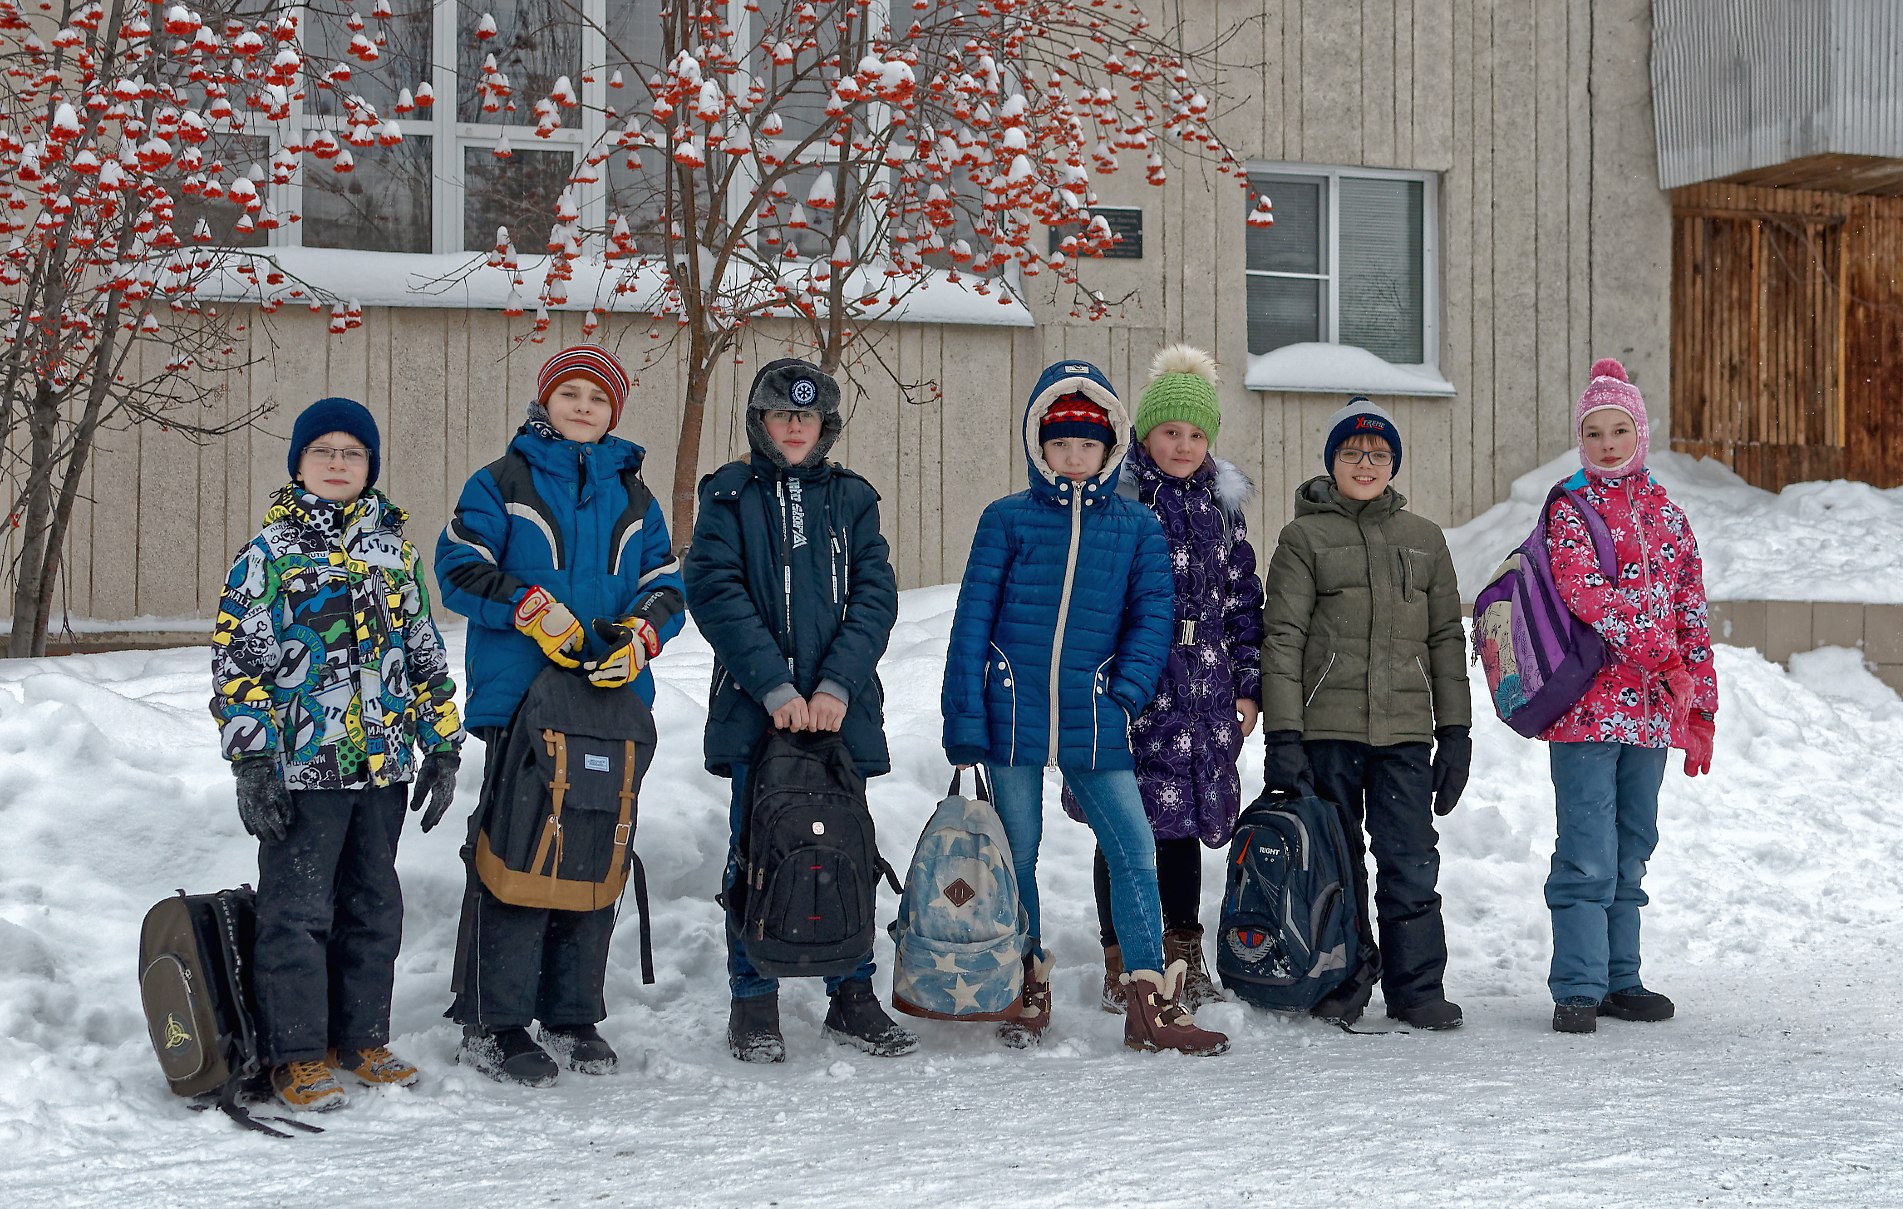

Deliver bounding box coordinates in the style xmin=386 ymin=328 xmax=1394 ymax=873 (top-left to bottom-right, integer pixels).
xmin=477 ymin=0 xmax=1266 ymax=539
xmin=0 ymin=0 xmax=395 ymax=655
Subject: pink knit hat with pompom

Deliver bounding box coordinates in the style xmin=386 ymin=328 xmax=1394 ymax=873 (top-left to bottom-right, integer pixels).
xmin=1574 ymin=357 xmax=1648 ymax=479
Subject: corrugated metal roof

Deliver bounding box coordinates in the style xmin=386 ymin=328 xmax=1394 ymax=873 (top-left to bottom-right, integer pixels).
xmin=1653 ymin=0 xmax=1903 ymax=188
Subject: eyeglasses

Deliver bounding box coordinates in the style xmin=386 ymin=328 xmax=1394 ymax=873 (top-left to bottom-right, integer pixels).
xmin=764 ymin=409 xmax=819 ymax=427
xmin=1335 ymin=449 xmax=1393 ymax=468
xmin=304 ymin=445 xmax=369 ymax=465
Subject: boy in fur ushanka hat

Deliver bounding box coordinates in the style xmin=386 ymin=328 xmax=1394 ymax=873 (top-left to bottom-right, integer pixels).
xmin=1061 ymin=345 xmax=1266 ymax=1016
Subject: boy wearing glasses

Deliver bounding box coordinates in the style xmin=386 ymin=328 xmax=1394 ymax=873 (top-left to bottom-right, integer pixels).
xmin=1259 ymin=396 xmax=1471 ymax=1031
xmin=211 ymin=397 xmax=464 ymax=1112
xmin=682 ymin=359 xmax=915 ymax=1064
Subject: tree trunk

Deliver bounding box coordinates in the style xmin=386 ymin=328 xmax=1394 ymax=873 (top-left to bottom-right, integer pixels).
xmin=7 ymin=385 xmax=59 ymax=658
xmin=669 ymin=358 xmax=713 ymax=549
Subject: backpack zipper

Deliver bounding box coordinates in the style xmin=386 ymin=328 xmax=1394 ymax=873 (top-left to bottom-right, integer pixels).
xmin=1046 ymin=486 xmax=1085 ymax=767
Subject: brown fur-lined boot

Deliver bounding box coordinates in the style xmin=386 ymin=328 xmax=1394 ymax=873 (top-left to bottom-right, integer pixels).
xmin=1121 ymin=961 xmax=1230 ymax=1056
xmin=1100 ymin=944 xmax=1126 ymax=1014
xmin=999 ymin=951 xmax=1055 ymax=1049
xmin=1163 ymin=927 xmax=1222 ymax=1011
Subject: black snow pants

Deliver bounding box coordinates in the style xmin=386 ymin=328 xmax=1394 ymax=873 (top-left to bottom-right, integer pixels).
xmin=253 ymin=783 xmax=408 ymax=1064
xmin=1305 ymin=739 xmax=1448 ymax=1012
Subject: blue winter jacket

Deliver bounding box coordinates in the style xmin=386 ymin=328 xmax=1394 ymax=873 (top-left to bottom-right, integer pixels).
xmin=941 ymin=361 xmax=1174 ymax=770
xmin=435 ymin=426 xmax=686 ymax=730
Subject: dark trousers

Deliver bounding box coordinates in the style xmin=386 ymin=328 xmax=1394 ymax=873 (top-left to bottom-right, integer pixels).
xmin=1093 ymin=837 xmax=1204 ymax=946
xmin=1306 ymin=739 xmax=1447 ymax=1010
xmin=253 ymin=784 xmax=407 ymax=1064
xmin=450 ymin=882 xmax=617 ymax=1030
xmin=449 ymin=729 xmax=618 ymax=1030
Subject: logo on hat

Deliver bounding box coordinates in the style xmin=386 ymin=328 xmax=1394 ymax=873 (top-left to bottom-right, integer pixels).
xmin=790 ymin=378 xmax=817 ymax=406
xmin=1355 ymin=416 xmax=1387 ymax=431
xmin=1064 ymin=364 xmax=1091 ymax=374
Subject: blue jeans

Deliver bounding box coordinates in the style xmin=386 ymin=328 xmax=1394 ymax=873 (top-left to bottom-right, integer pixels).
xmin=723 ymin=762 xmax=876 ymax=1000
xmin=988 ymin=763 xmax=1164 ymax=973
xmin=1546 ymin=741 xmax=1668 ymax=1002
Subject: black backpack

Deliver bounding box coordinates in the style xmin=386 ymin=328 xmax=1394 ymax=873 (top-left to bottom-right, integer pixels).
xmin=730 ymin=730 xmax=900 ymax=978
xmin=136 ymin=887 xmax=320 ymax=1138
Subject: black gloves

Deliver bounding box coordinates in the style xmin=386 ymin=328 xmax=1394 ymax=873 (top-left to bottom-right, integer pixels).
xmin=1262 ymin=730 xmax=1311 ymax=795
xmin=410 ymin=751 xmax=462 ymax=832
xmin=1431 ymin=725 xmax=1472 ymax=816
xmin=234 ymin=759 xmax=292 ymax=842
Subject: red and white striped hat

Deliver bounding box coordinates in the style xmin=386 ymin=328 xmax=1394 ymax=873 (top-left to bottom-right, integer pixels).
xmin=537 ymin=345 xmax=632 ymax=429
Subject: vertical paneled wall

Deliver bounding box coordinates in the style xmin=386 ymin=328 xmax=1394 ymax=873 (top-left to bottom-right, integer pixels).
xmin=5 ymin=0 xmax=1673 ymax=623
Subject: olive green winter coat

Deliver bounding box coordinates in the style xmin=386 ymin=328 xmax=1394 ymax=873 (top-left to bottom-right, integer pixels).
xmin=1261 ymin=476 xmax=1470 ymax=744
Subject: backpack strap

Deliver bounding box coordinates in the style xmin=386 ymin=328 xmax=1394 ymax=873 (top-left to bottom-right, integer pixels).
xmin=1552 ymin=483 xmax=1618 ymax=577
xmin=530 ymin=729 xmax=569 ymax=878
xmin=204 ymin=891 xmax=322 ymax=1140
xmin=613 ymin=737 xmax=655 ymax=983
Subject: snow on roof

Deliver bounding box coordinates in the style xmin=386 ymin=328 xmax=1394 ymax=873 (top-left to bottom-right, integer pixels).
xmin=1446 ymin=449 xmax=1903 ymax=603
xmin=1245 ymin=342 xmax=1456 ymax=396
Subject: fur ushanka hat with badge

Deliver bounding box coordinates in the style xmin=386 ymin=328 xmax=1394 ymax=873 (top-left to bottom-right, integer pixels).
xmin=745 ymin=358 xmax=843 ymax=468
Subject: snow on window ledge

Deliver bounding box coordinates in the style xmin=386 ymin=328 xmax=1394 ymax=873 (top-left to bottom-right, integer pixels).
xmin=197 ymin=248 xmax=1034 ymax=328
xmin=1245 ymin=342 xmax=1456 ymax=397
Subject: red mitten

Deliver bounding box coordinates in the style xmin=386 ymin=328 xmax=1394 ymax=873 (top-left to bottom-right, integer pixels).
xmin=1683 ymin=713 xmax=1714 ymax=777
xmin=1659 ymin=657 xmax=1694 ymax=739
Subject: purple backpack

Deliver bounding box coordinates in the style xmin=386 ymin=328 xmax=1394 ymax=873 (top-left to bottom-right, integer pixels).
xmin=1471 ymin=479 xmax=1616 ymax=738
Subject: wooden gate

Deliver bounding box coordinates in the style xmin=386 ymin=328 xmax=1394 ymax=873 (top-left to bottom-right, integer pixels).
xmin=1670 ymin=182 xmax=1903 ymax=490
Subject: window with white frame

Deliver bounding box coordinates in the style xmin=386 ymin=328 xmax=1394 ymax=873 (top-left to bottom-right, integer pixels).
xmin=235 ymin=0 xmax=670 ymax=257
xmin=1245 ymin=164 xmax=1437 ymax=367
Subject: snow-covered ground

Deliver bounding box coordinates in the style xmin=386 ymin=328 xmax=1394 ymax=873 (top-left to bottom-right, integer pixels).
xmin=1446 ymin=451 xmax=1903 ymax=604
xmin=2 ymin=587 xmax=1900 ymax=1207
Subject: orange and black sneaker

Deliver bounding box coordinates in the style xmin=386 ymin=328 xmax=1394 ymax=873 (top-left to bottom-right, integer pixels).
xmin=272 ymin=1059 xmax=348 ymax=1111
xmin=329 ymin=1045 xmax=421 ymax=1088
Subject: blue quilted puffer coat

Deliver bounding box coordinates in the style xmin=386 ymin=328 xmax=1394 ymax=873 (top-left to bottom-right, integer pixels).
xmin=941 ymin=360 xmax=1174 ymax=770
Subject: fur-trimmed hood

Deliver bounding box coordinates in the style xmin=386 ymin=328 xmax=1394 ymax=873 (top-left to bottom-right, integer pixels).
xmin=1021 ymin=359 xmax=1131 ymax=498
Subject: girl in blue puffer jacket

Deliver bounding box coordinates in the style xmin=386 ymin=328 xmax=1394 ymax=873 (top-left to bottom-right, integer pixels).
xmin=941 ymin=359 xmax=1229 ymax=1056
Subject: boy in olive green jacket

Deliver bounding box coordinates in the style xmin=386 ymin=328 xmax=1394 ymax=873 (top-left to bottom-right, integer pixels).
xmin=1259 ymin=398 xmax=1470 ymax=1030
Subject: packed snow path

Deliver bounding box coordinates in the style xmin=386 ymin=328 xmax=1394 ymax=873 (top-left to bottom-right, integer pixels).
xmin=1 ymin=587 xmax=1898 ymax=1207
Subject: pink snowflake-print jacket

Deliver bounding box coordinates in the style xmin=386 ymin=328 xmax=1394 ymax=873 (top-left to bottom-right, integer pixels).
xmin=1540 ymin=470 xmax=1718 ymax=747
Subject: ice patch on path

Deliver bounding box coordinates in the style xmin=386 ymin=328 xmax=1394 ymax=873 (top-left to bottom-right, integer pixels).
xmin=1446 ymin=449 xmax=1903 ymax=603
xmin=0 ymin=599 xmax=1900 ymax=1206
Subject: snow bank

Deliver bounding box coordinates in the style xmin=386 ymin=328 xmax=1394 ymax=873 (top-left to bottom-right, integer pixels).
xmin=1446 ymin=449 xmax=1903 ymax=603
xmin=0 ymin=596 xmax=1899 ymax=1204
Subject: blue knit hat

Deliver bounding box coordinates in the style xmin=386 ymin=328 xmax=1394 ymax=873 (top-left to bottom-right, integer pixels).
xmin=288 ymin=397 xmax=381 ymax=488
xmin=1322 ymin=396 xmax=1402 ymax=476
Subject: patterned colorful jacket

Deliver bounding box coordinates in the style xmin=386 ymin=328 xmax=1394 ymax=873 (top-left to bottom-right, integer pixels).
xmin=1063 ymin=444 xmax=1264 ymax=845
xmin=1541 ymin=469 xmax=1717 ymax=746
xmin=211 ymin=484 xmax=462 ymax=790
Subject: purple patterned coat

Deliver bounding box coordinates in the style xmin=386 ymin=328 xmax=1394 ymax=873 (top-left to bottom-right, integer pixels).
xmin=1064 ymin=445 xmax=1264 ymax=845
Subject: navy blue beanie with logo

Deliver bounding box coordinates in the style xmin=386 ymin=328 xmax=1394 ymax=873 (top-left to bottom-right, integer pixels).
xmin=288 ymin=397 xmax=381 ymax=488
xmin=1322 ymin=396 xmax=1402 ymax=476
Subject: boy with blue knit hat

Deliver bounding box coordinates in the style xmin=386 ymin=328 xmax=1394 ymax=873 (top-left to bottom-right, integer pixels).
xmin=1259 ymin=395 xmax=1471 ymax=1030
xmin=211 ymin=396 xmax=464 ymax=1112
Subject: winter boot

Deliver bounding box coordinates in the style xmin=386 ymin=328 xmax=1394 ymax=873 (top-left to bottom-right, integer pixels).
xmin=1552 ymin=996 xmax=1600 ymax=1034
xmin=273 ymin=1059 xmax=348 ymax=1111
xmin=539 ymin=1023 xmax=619 ymax=1074
xmin=1163 ymin=927 xmax=1222 ymax=1011
xmin=1599 ymin=986 xmax=1675 ymax=1023
xmin=1121 ymin=961 xmax=1230 ymax=1056
xmin=1385 ymin=998 xmax=1464 ymax=1031
xmin=1100 ymin=944 xmax=1126 ymax=1014
xmin=999 ymin=950 xmax=1055 ymax=1049
xmin=823 ymin=979 xmax=920 ymax=1057
xmin=456 ymin=1025 xmax=560 ymax=1086
xmin=328 ymin=1045 xmax=421 ymax=1088
xmin=728 ymin=995 xmax=787 ymax=1064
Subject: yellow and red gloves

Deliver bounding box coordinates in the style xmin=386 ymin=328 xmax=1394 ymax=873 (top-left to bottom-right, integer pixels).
xmin=583 ymin=616 xmax=661 ymax=688
xmin=513 ymin=586 xmax=583 ymax=668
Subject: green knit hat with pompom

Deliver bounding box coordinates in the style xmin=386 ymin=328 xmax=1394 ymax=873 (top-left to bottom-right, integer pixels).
xmin=1133 ymin=344 xmax=1222 ymax=443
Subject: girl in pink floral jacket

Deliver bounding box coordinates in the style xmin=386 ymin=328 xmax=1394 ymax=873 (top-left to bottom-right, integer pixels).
xmin=1540 ymin=357 xmax=1716 ymax=1036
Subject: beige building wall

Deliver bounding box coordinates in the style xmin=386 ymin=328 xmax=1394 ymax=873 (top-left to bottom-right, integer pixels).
xmin=8 ymin=0 xmax=1671 ymax=624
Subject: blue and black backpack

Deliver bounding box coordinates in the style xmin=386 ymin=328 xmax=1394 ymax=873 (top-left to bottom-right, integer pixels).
xmin=1215 ymin=789 xmax=1367 ymax=1016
